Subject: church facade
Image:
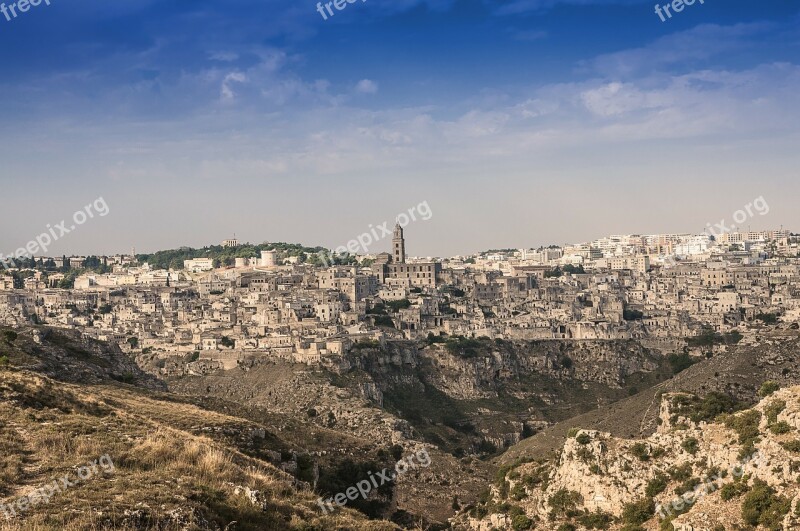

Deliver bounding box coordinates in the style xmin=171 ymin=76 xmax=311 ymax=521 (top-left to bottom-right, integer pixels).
xmin=371 ymin=224 xmax=441 ymax=288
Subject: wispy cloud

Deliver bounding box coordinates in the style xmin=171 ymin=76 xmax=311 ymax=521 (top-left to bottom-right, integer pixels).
xmin=355 ymin=79 xmax=379 ymax=94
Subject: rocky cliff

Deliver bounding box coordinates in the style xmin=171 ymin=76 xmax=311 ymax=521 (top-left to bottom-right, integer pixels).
xmin=459 ymin=383 xmax=800 ymax=530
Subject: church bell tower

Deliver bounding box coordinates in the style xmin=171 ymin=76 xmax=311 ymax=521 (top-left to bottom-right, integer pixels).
xmin=392 ymin=223 xmax=406 ymax=264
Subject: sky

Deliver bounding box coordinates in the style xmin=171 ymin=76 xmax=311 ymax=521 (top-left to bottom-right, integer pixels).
xmin=0 ymin=0 xmax=799 ymax=258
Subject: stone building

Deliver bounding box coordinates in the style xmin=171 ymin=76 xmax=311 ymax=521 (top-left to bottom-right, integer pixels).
xmin=372 ymin=224 xmax=441 ymax=288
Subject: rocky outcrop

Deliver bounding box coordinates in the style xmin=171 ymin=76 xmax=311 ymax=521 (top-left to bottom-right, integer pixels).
xmin=460 ymin=385 xmax=800 ymax=530
xmin=343 ymin=339 xmax=660 ymax=401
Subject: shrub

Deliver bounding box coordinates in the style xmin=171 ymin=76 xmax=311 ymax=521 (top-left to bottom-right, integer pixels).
xmin=373 ymin=315 xmax=395 ymax=328
xmin=445 ymin=336 xmax=484 ymax=358
xmin=510 ymin=483 xmax=528 ymax=501
xmin=720 ymin=479 xmax=750 ymax=501
xmin=646 ymin=474 xmax=669 ymax=497
xmin=621 ymin=498 xmax=655 ymax=525
xmin=567 ymin=427 xmax=580 ymax=438
xmin=770 ymin=421 xmax=792 ymax=435
xmin=2 ymin=330 xmax=17 ymax=343
xmin=511 ymin=514 xmax=533 ymax=530
xmin=521 ymin=464 xmax=550 ymax=490
xmin=576 ymin=433 xmax=592 ymax=445
xmin=219 ymin=336 xmax=235 ymax=348
xmin=741 ymin=479 xmax=790 ymax=528
xmin=386 ymin=299 xmax=411 ymax=312
xmin=668 ymin=353 xmax=697 ymax=375
xmin=577 ymin=510 xmax=613 ymax=529
xmin=668 ymin=463 xmax=693 ymax=482
xmin=548 ymin=489 xmax=582 ymax=517
xmin=724 ymin=410 xmax=762 ymax=448
xmin=681 ymin=437 xmax=700 ymax=455
xmin=670 ymin=392 xmax=742 ymax=423
xmin=780 ymin=440 xmax=800 ymax=453
xmin=764 ymin=399 xmax=786 ymax=424
xmin=687 ymin=326 xmax=716 ymax=347
xmin=758 ymin=381 xmax=781 ymax=397
xmin=674 ymin=477 xmax=701 ymax=496
xmin=556 ymin=525 xmax=577 ymax=531
xmin=756 ymin=313 xmax=778 ymax=325
xmin=658 ymin=520 xmax=675 ymax=531
xmin=738 ymin=442 xmax=758 ymax=460
xmin=630 ymin=442 xmax=650 ymax=461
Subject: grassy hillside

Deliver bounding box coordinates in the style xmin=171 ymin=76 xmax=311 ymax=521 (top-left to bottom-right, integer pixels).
xmin=0 ymin=327 xmax=398 ymax=530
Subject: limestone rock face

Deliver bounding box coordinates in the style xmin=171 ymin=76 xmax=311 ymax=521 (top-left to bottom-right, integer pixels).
xmin=345 ymin=340 xmax=660 ymax=402
xmin=458 ymin=386 xmax=800 ymax=530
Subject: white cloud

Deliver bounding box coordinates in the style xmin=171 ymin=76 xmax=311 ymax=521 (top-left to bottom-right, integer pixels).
xmin=355 ymin=79 xmax=379 ymax=94
xmin=220 ymin=72 xmax=247 ymax=102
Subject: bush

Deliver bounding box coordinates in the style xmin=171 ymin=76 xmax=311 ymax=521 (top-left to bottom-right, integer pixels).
xmin=720 ymin=479 xmax=750 ymax=501
xmin=759 ymin=381 xmax=781 ymax=397
xmin=373 ymin=315 xmax=395 ymax=328
xmin=445 ymin=337 xmax=484 ymax=358
xmin=686 ymin=326 xmax=716 ymax=347
xmin=577 ymin=510 xmax=613 ymax=529
xmin=548 ymin=489 xmax=582 ymax=517
xmin=646 ymin=474 xmax=669 ymax=497
xmin=770 ymin=421 xmax=792 ymax=435
xmin=576 ymin=433 xmax=592 ymax=445
xmin=668 ymin=353 xmax=697 ymax=375
xmin=756 ymin=313 xmax=778 ymax=324
xmin=780 ymin=440 xmax=800 ymax=453
xmin=667 ymin=392 xmax=742 ymax=424
xmin=630 ymin=442 xmax=651 ymax=461
xmin=219 ymin=336 xmax=235 ymax=348
xmin=510 ymin=483 xmax=528 ymax=501
xmin=724 ymin=410 xmax=762 ymax=448
xmin=764 ymin=399 xmax=786 ymax=424
xmin=511 ymin=514 xmax=533 ymax=531
xmin=741 ymin=479 xmax=790 ymax=528
xmin=426 ymin=332 xmax=446 ymax=345
xmin=2 ymin=330 xmax=17 ymax=343
xmin=668 ymin=463 xmax=693 ymax=482
xmin=521 ymin=464 xmax=551 ymax=491
xmin=681 ymin=437 xmax=699 ymax=455
xmin=386 ymin=299 xmax=411 ymax=312
xmin=674 ymin=477 xmax=701 ymax=497
xmin=621 ymin=498 xmax=655 ymax=525
xmin=567 ymin=427 xmax=581 ymax=438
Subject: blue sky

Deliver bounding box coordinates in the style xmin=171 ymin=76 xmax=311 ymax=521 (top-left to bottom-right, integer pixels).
xmin=1 ymin=0 xmax=799 ymax=257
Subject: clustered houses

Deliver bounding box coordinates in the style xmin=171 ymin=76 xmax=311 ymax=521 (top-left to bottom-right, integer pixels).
xmin=2 ymin=227 xmax=800 ymax=374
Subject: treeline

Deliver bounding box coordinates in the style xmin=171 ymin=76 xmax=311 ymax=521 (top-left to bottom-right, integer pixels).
xmin=136 ymin=242 xmax=357 ymax=270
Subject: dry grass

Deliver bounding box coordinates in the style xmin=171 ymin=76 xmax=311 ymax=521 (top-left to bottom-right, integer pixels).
xmin=0 ymin=369 xmax=398 ymax=531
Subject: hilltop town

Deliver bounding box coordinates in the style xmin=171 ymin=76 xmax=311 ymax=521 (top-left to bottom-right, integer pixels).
xmin=1 ymin=226 xmax=798 ymax=376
